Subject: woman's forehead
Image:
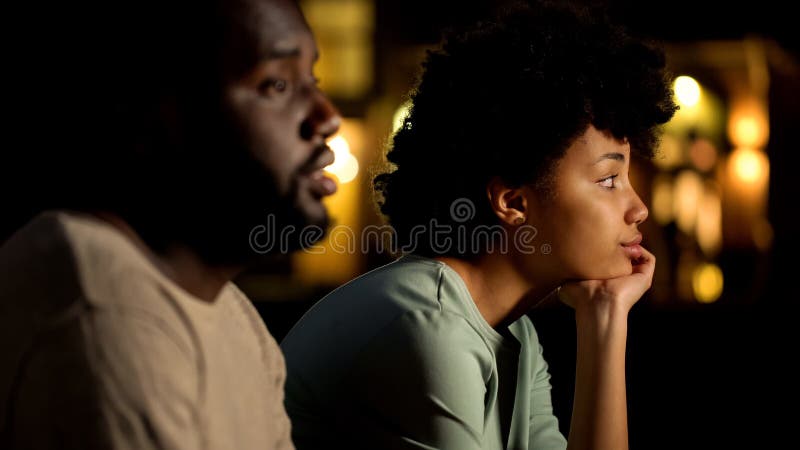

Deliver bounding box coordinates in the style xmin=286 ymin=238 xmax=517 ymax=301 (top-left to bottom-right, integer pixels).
xmin=566 ymin=126 xmax=630 ymax=165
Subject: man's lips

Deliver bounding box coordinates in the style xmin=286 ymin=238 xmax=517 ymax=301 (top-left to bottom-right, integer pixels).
xmin=306 ymin=169 xmax=337 ymax=197
xmin=301 ymin=146 xmax=336 ymax=174
xmin=301 ymin=146 xmax=337 ymax=198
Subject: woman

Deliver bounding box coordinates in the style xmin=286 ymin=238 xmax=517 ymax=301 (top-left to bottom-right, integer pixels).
xmin=281 ymin=2 xmax=677 ymax=449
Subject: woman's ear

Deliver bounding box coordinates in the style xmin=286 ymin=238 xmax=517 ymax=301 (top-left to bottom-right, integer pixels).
xmin=486 ymin=177 xmax=530 ymax=226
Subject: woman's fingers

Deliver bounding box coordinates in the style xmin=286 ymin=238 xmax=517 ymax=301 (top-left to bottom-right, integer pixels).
xmin=629 ymin=246 xmax=656 ymax=290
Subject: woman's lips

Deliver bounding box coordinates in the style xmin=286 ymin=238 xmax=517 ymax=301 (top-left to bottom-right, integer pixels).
xmin=621 ymin=233 xmax=643 ymax=260
xmin=621 ymin=243 xmax=643 ymax=260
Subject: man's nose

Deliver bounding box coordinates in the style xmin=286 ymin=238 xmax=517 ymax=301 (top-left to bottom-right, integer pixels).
xmin=301 ymin=89 xmax=341 ymax=141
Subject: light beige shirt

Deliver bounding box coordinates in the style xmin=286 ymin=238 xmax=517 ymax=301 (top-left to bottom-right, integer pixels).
xmin=0 ymin=211 xmax=293 ymax=450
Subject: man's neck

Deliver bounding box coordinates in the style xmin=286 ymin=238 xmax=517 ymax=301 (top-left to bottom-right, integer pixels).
xmin=93 ymin=211 xmax=242 ymax=302
xmin=435 ymin=253 xmax=559 ymax=329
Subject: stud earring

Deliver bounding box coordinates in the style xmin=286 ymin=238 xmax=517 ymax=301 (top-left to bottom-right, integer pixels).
xmin=514 ymin=216 xmax=525 ymax=225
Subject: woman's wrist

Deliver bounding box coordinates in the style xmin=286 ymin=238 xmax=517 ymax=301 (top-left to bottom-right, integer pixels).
xmin=575 ymin=298 xmax=629 ymax=318
xmin=575 ymin=297 xmax=629 ymax=331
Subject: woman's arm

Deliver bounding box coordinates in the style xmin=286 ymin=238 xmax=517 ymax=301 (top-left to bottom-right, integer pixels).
xmin=568 ymin=302 xmax=630 ymax=450
xmin=559 ymin=247 xmax=656 ymax=450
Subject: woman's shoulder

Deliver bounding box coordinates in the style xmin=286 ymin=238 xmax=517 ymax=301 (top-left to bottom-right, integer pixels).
xmin=351 ymin=307 xmax=496 ymax=380
xmin=320 ymin=255 xmax=454 ymax=313
xmin=281 ymin=254 xmax=474 ymax=369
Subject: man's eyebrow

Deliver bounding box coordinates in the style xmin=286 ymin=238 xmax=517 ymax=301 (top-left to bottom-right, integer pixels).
xmin=264 ymin=47 xmax=301 ymax=60
xmin=592 ymin=152 xmax=626 ymax=165
xmin=263 ymin=48 xmax=319 ymax=62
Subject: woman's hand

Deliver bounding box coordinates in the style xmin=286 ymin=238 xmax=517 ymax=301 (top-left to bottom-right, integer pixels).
xmin=557 ymin=246 xmax=656 ymax=318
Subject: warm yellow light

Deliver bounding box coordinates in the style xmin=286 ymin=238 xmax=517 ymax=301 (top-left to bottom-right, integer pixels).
xmin=688 ymin=138 xmax=718 ymax=172
xmin=392 ymin=101 xmax=411 ymax=134
xmin=335 ymin=153 xmax=360 ymax=183
xmin=753 ymin=218 xmax=774 ymax=251
xmin=693 ymin=263 xmax=724 ymax=304
xmin=652 ymin=174 xmax=673 ymax=225
xmin=653 ymin=134 xmax=684 ymax=170
xmin=730 ymin=147 xmax=768 ymax=185
xmin=697 ymin=185 xmax=722 ymax=257
xmin=328 ymin=135 xmax=350 ymax=155
xmin=728 ymin=100 xmax=769 ymax=148
xmin=325 ymin=135 xmax=360 ymax=184
xmin=674 ymin=76 xmax=701 ymax=107
xmin=664 ymin=79 xmax=723 ymax=138
xmin=673 ymin=170 xmax=703 ymax=235
xmin=294 ymin=118 xmax=366 ymax=287
xmin=734 ymin=117 xmax=759 ymax=146
xmin=300 ymin=0 xmax=374 ymax=99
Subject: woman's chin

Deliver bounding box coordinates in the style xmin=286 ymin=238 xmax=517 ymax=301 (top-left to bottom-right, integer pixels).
xmin=574 ymin=260 xmax=633 ymax=281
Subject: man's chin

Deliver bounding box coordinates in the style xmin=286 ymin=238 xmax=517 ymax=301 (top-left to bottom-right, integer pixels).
xmin=174 ymin=199 xmax=329 ymax=266
xmin=297 ymin=199 xmax=330 ymax=231
xmin=258 ymin=197 xmax=330 ymax=254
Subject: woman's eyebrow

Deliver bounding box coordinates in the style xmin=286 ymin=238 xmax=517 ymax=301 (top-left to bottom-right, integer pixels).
xmin=592 ymin=152 xmax=626 ymax=165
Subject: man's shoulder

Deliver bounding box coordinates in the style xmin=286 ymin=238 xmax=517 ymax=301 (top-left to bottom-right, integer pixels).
xmin=1 ymin=211 xmax=84 ymax=308
xmin=0 ymin=211 xmax=197 ymax=339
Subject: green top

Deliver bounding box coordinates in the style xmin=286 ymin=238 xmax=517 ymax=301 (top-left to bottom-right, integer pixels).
xmin=281 ymin=254 xmax=567 ymax=450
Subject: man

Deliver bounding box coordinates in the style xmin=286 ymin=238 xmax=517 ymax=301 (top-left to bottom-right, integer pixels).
xmin=0 ymin=0 xmax=339 ymax=448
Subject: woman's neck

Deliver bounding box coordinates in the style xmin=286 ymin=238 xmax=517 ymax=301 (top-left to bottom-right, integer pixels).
xmin=435 ymin=253 xmax=559 ymax=329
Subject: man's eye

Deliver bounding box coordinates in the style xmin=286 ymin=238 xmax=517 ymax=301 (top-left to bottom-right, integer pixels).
xmin=258 ymin=79 xmax=288 ymax=96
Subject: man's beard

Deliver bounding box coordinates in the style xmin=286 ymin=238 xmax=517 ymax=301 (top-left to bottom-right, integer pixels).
xmin=179 ymin=192 xmax=328 ymax=267
xmin=122 ymin=160 xmax=329 ymax=269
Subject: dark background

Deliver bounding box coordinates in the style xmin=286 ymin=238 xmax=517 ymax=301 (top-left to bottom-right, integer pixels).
xmin=2 ymin=1 xmax=796 ymax=448
xmin=257 ymin=1 xmax=797 ymax=448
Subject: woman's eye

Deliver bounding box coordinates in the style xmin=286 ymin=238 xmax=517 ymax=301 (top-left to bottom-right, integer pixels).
xmin=599 ymin=175 xmax=618 ymax=189
xmin=258 ymin=78 xmax=288 ymax=96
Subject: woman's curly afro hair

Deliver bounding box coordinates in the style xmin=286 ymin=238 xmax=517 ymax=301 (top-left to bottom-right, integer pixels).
xmin=374 ymin=0 xmax=678 ymax=257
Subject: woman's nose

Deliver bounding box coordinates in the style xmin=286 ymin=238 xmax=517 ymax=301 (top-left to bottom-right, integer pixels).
xmin=626 ymin=190 xmax=649 ymax=225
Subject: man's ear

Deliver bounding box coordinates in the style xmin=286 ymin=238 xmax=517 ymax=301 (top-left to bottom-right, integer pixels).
xmin=486 ymin=177 xmax=529 ymax=226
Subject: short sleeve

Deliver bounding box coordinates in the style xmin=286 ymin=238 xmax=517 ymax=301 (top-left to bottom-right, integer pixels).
xmin=343 ymin=310 xmax=492 ymax=450
xmin=7 ymin=308 xmax=201 ymax=450
xmin=529 ymin=336 xmax=568 ymax=449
